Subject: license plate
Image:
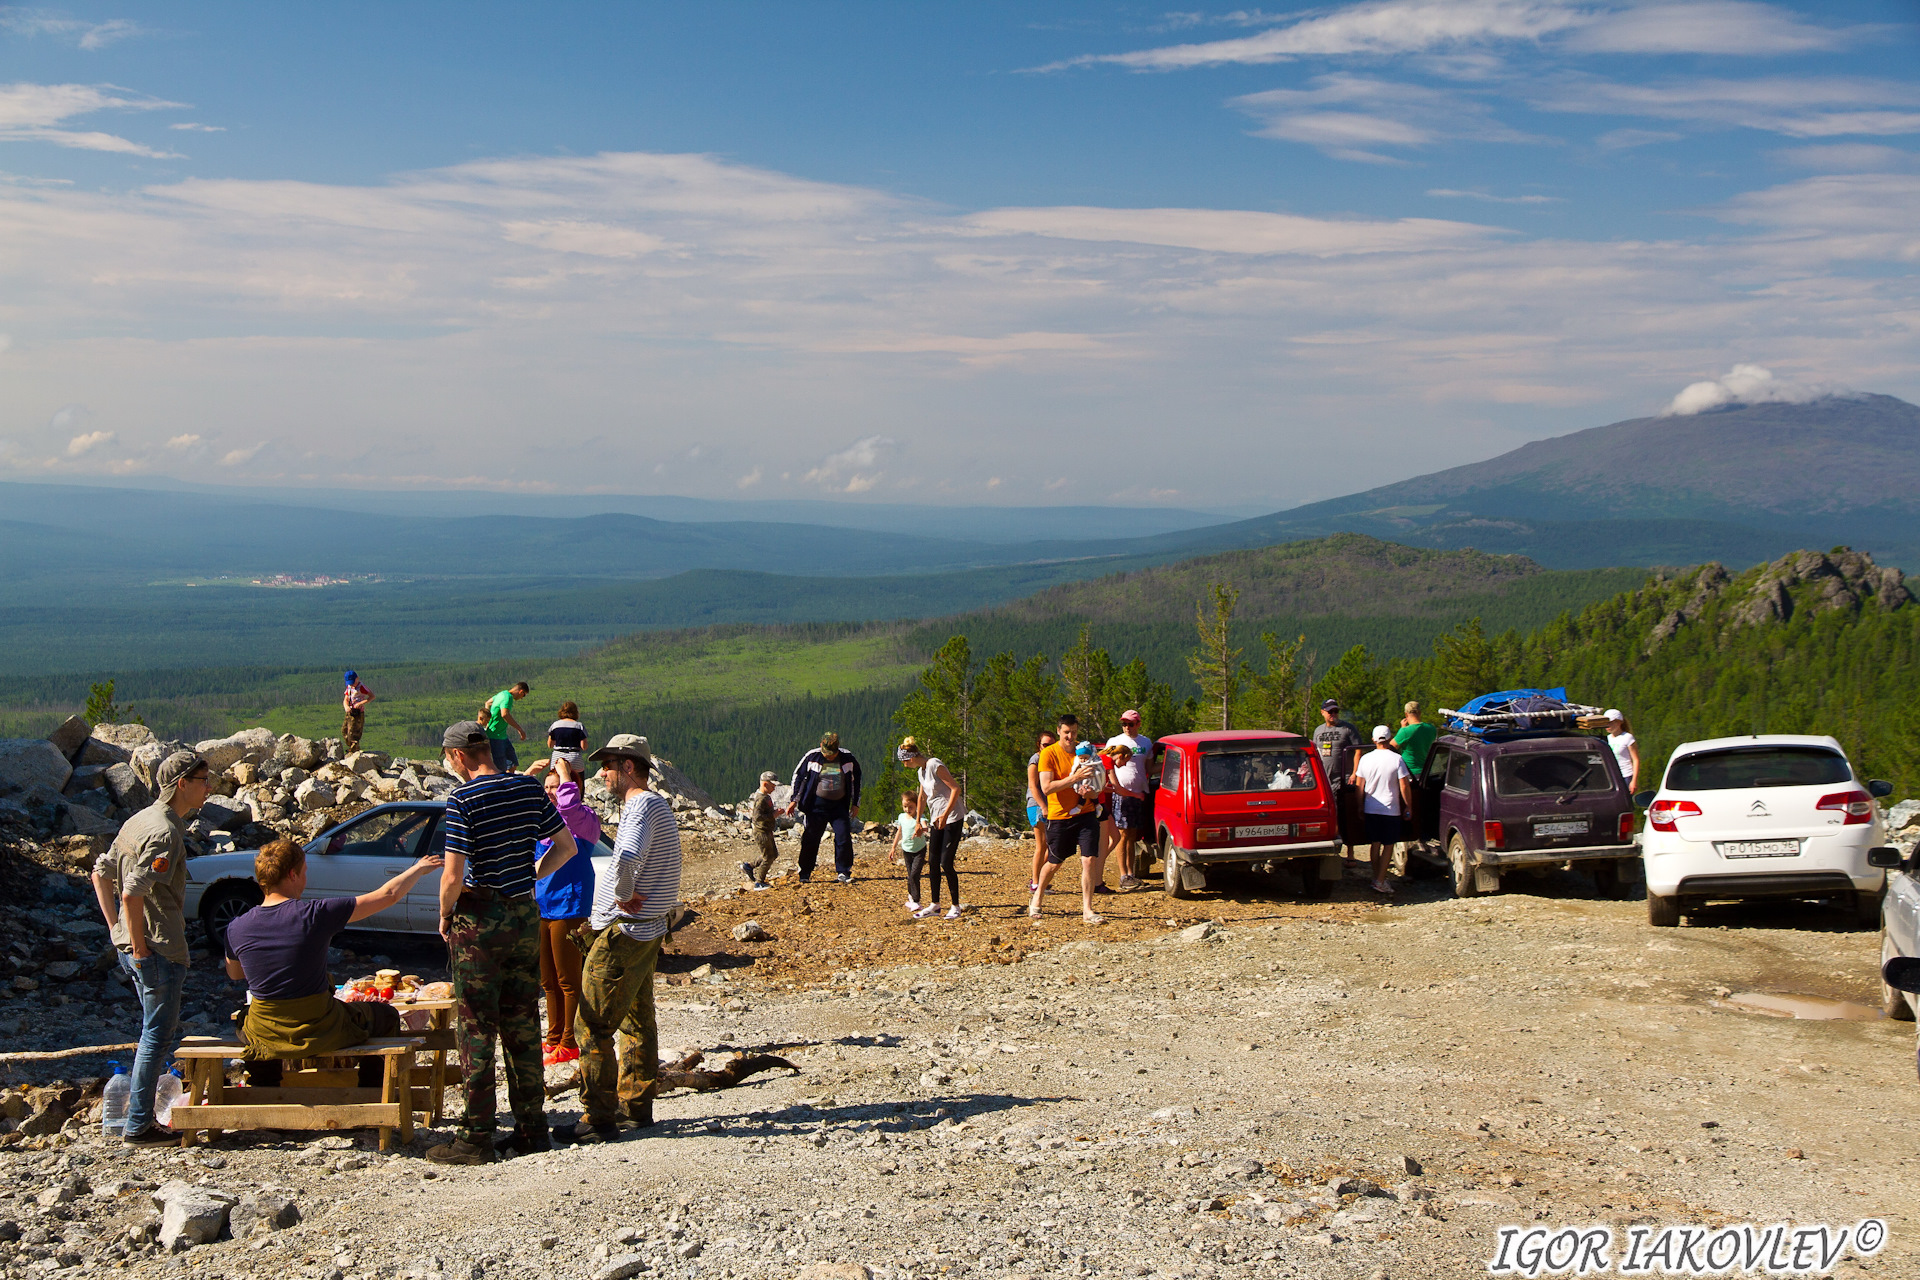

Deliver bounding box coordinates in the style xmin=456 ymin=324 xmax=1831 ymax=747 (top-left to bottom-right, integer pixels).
xmin=1717 ymin=839 xmax=1800 ymax=859
xmin=1235 ymin=824 xmax=1292 ymax=839
xmin=1534 ymin=820 xmax=1589 ymax=837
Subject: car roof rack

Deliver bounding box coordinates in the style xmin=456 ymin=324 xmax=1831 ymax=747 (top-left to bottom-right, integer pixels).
xmin=1439 ymin=688 xmax=1611 ymax=741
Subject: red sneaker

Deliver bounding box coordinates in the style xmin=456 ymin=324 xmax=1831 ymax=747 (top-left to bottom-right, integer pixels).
xmin=552 ymin=1045 xmax=580 ymax=1064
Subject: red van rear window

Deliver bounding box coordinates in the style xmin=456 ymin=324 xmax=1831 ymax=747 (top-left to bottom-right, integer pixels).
xmin=1199 ymin=743 xmax=1316 ymax=794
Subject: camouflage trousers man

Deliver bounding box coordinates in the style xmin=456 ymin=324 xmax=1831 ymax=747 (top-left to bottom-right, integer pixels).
xmin=574 ymin=925 xmax=661 ymax=1126
xmin=747 ymin=829 xmax=779 ymax=883
xmin=342 ymin=707 xmax=364 ymax=754
xmin=448 ymin=896 xmax=546 ymax=1145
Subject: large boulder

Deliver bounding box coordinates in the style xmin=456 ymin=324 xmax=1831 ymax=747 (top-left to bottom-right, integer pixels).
xmin=197 ymin=795 xmax=249 ymax=832
xmin=342 ymin=750 xmax=391 ymax=775
xmin=104 ymin=762 xmax=153 ymax=810
xmin=75 ymin=735 xmax=133 ymax=767
xmin=293 ymin=779 xmax=336 ymax=812
xmin=65 ymin=764 xmax=110 ymax=793
xmin=129 ymin=740 xmax=192 ymax=790
xmin=61 ymin=802 xmax=121 ymax=837
xmin=151 ymin=1181 xmax=235 ymax=1252
xmin=194 ymin=728 xmax=277 ymax=774
xmin=0 ymin=739 xmax=74 ymax=797
xmin=45 ymin=716 xmax=91 ymax=760
xmin=227 ymin=1193 xmax=299 ymax=1236
xmin=274 ymin=735 xmax=324 ymax=772
xmin=91 ymin=722 xmax=155 ymax=751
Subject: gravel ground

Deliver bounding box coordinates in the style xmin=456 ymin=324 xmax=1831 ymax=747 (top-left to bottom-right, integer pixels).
xmin=4 ymin=833 xmax=1915 ymax=1279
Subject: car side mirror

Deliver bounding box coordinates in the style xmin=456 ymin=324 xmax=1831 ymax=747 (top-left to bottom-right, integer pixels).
xmin=1867 ymin=847 xmax=1907 ymax=869
xmin=1868 ymin=779 xmax=1894 ymax=799
xmin=1885 ymin=956 xmax=1920 ymax=996
xmin=1632 ymin=790 xmax=1656 ymax=809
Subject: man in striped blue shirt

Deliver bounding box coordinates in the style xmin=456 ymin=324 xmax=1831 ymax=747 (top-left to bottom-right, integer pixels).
xmin=427 ymin=721 xmax=579 ymax=1165
xmin=570 ymin=733 xmax=682 ymax=1143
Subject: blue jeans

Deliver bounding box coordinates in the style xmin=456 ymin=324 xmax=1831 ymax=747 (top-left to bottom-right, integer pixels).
xmin=797 ymin=809 xmax=853 ymax=878
xmin=120 ymin=951 xmax=185 ymax=1134
xmin=489 ymin=737 xmax=519 ymax=772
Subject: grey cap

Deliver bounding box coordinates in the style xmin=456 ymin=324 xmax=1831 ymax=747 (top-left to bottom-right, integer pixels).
xmin=155 ymin=751 xmax=207 ymax=804
xmin=759 ymin=770 xmax=778 ymax=783
xmin=442 ymin=721 xmax=489 ymax=751
xmin=589 ymin=733 xmax=652 ymax=764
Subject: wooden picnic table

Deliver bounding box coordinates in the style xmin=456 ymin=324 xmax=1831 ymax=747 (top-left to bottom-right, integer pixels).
xmin=167 ymin=994 xmax=459 ymax=1151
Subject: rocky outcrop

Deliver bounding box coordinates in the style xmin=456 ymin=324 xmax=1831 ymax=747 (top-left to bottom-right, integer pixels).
xmin=1644 ymin=549 xmax=1907 ymax=653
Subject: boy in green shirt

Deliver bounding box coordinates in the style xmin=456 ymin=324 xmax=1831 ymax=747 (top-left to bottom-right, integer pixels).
xmin=479 ymin=681 xmax=530 ymax=772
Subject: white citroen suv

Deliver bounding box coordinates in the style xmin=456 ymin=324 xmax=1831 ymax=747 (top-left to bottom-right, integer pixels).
xmin=1640 ymin=734 xmax=1892 ymax=928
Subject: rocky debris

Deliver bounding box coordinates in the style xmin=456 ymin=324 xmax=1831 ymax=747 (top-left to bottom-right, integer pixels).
xmin=0 ymin=740 xmax=75 ymax=803
xmin=152 ymin=1180 xmax=236 ymax=1251
xmin=731 ymin=921 xmax=769 ymax=943
xmin=227 ymin=1191 xmax=300 ymax=1236
xmin=44 ymin=717 xmax=91 ymax=760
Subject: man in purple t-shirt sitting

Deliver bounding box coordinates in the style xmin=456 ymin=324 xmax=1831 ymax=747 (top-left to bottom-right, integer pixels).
xmin=223 ymin=838 xmax=441 ymax=1084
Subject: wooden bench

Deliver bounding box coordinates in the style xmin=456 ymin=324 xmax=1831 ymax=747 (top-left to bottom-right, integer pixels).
xmin=170 ymin=1035 xmax=434 ymax=1152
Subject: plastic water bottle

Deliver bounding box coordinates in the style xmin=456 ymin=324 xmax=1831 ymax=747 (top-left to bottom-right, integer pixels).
xmin=153 ymin=1068 xmax=184 ymax=1128
xmin=101 ymin=1061 xmax=130 ymax=1137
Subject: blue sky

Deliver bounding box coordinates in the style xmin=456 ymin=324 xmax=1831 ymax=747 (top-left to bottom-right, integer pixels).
xmin=2 ymin=2 xmax=1916 ymax=508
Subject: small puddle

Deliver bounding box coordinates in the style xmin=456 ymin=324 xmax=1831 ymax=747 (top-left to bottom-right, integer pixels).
xmin=1722 ymin=992 xmax=1884 ymax=1021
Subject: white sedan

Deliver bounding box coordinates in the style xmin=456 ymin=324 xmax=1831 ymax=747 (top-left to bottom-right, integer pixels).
xmin=183 ymin=802 xmax=616 ymax=950
xmin=1640 ymin=733 xmax=1892 ymax=928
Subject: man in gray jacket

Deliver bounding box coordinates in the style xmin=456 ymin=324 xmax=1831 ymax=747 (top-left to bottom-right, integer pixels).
xmin=91 ymin=751 xmax=211 ymax=1145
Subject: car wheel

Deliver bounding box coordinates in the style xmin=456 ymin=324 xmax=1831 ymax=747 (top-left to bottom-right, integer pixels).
xmin=1162 ymin=836 xmax=1190 ymax=901
xmin=1447 ymin=832 xmax=1479 ymax=899
xmin=200 ymin=881 xmax=263 ymax=955
xmin=1296 ymin=860 xmax=1333 ymax=900
xmin=1853 ymin=885 xmax=1884 ymax=928
xmin=1647 ymin=892 xmax=1681 ymax=928
xmin=1883 ymin=929 xmax=1916 ymax=1022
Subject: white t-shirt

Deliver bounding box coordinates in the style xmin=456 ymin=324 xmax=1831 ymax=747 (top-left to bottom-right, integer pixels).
xmin=1354 ymin=748 xmax=1411 ymax=816
xmin=1608 ymin=731 xmax=1637 ymax=781
xmin=919 ymin=758 xmax=957 ymax=825
xmin=1105 ymin=732 xmax=1153 ymax=795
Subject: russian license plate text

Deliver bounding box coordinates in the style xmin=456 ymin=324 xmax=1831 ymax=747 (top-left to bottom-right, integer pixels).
xmin=1718 ymin=839 xmax=1800 ymax=858
xmin=1235 ymin=824 xmax=1293 ymax=839
xmin=1534 ymin=820 xmax=1589 ymax=837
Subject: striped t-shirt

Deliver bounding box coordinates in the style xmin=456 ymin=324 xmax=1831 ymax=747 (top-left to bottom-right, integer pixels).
xmin=591 ymin=790 xmax=682 ymax=942
xmin=444 ymin=771 xmax=565 ymax=898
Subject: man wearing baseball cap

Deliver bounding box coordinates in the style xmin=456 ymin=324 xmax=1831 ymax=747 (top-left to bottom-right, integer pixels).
xmin=1312 ymin=699 xmax=1364 ymax=862
xmin=429 ymin=721 xmax=578 ymax=1164
xmin=1352 ymin=725 xmax=1413 ymax=896
xmin=1104 ymin=710 xmax=1155 ymax=891
xmin=571 ymin=733 xmax=682 ymax=1141
xmin=740 ymin=770 xmax=781 ymax=890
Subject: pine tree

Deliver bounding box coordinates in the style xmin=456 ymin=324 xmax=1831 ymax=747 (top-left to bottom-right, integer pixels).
xmin=1315 ymin=644 xmax=1386 ymax=728
xmin=1060 ymin=625 xmax=1117 ymax=740
xmin=1433 ymin=618 xmax=1500 ymax=710
xmin=1246 ymin=632 xmax=1312 ymax=735
xmin=1188 ymin=582 xmax=1245 ymax=730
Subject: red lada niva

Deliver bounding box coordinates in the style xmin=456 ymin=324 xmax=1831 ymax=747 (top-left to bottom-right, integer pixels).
xmin=1153 ymin=730 xmax=1344 ymax=900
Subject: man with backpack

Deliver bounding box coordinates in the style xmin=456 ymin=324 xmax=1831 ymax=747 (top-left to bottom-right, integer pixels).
xmin=783 ymin=732 xmax=862 ymax=884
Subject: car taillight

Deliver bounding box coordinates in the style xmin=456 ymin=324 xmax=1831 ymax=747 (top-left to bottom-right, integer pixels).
xmin=1816 ymin=790 xmax=1873 ymax=825
xmin=1647 ymin=799 xmax=1701 ymax=832
xmin=1484 ymin=821 xmax=1504 ymax=850
xmin=1298 ymin=823 xmax=1326 ymax=836
xmin=1617 ymin=811 xmax=1634 ymax=841
xmin=1197 ymin=827 xmax=1232 ymax=843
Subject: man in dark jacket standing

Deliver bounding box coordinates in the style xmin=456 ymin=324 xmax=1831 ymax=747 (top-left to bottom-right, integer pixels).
xmin=784 ymin=731 xmax=861 ymax=884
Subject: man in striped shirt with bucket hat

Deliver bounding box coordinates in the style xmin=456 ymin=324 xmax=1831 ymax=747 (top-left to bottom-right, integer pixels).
xmin=428 ymin=721 xmax=580 ymax=1165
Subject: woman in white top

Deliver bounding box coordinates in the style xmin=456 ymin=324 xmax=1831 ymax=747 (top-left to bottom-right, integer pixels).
xmin=1605 ymin=709 xmax=1641 ymax=790
xmin=898 ymin=738 xmax=965 ymax=919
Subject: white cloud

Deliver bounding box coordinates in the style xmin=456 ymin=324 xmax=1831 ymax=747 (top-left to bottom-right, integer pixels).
xmin=167 ymin=122 xmax=225 ymax=133
xmin=1595 ymin=127 xmax=1683 ymax=150
xmin=1045 ymin=1 xmax=1852 ymax=70
xmin=1427 ymin=188 xmax=1562 ymax=204
xmin=164 ymin=432 xmax=200 ymax=450
xmin=801 ymin=435 xmax=895 ymax=492
xmin=964 ymin=204 xmax=1496 ymax=255
xmin=499 ymin=219 xmax=664 ymax=257
xmin=0 ymin=82 xmax=185 ymax=157
xmin=736 ymin=467 xmax=762 ymax=489
xmin=1533 ymin=76 xmax=1920 ymax=139
xmin=1770 ymin=144 xmax=1918 ymax=172
xmin=1230 ymin=74 xmax=1538 ymax=160
xmin=64 ymin=429 xmax=112 ymax=455
xmin=1662 ymin=363 xmax=1848 ymax=415
xmin=218 ymin=441 xmax=264 ymax=467
xmin=0 ymin=11 xmax=147 ymax=50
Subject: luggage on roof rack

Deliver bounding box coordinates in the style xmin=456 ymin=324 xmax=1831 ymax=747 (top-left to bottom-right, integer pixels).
xmin=1438 ymin=688 xmax=1611 ymax=740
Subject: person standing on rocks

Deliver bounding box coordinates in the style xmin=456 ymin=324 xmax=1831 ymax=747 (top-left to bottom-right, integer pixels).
xmin=1311 ymin=699 xmax=1364 ymax=865
xmin=535 ymin=758 xmax=601 ymax=1067
xmin=1352 ymin=725 xmax=1413 ymax=897
xmin=1030 ymin=714 xmax=1105 ymax=925
xmin=572 ymin=734 xmax=682 ymax=1142
xmin=898 ymin=738 xmax=964 ymax=918
xmin=430 ymin=721 xmax=579 ymax=1165
xmin=479 ymin=681 xmax=531 ymax=773
xmin=740 ymin=771 xmax=781 ymax=890
xmin=90 ymin=750 xmax=211 ymax=1146
xmin=1026 ymin=730 xmax=1056 ymax=892
xmin=341 ymin=671 xmax=375 ymax=755
xmin=783 ymin=731 xmax=862 ymax=884
xmin=546 ymin=701 xmax=589 ymax=776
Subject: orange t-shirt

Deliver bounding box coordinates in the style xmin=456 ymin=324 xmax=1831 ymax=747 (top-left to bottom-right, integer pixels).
xmin=1039 ymin=740 xmax=1091 ymax=822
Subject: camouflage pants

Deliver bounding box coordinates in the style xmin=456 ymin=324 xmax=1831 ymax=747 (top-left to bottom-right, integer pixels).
xmin=448 ymin=896 xmax=545 ymax=1143
xmin=749 ymin=829 xmax=779 ymax=882
xmin=573 ymin=927 xmax=660 ymax=1125
xmin=341 ymin=708 xmax=364 ymax=754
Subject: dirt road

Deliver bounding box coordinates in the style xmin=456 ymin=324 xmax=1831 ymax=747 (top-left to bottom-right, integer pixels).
xmin=6 ymin=833 xmax=1914 ymax=1279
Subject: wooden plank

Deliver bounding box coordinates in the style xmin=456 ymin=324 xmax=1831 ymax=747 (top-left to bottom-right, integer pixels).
xmin=167 ymin=1103 xmax=401 ymax=1130
xmin=285 ymin=1069 xmax=360 ymax=1089
xmin=174 ymin=1036 xmax=422 ymax=1060
xmin=212 ymin=1086 xmax=434 ymax=1108
xmin=415 ymin=1029 xmax=457 ymax=1052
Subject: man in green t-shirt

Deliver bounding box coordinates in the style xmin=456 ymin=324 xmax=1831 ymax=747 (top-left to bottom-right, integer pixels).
xmin=478 ymin=682 xmax=531 ymax=772
xmin=1391 ymin=701 xmax=1439 ymax=864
